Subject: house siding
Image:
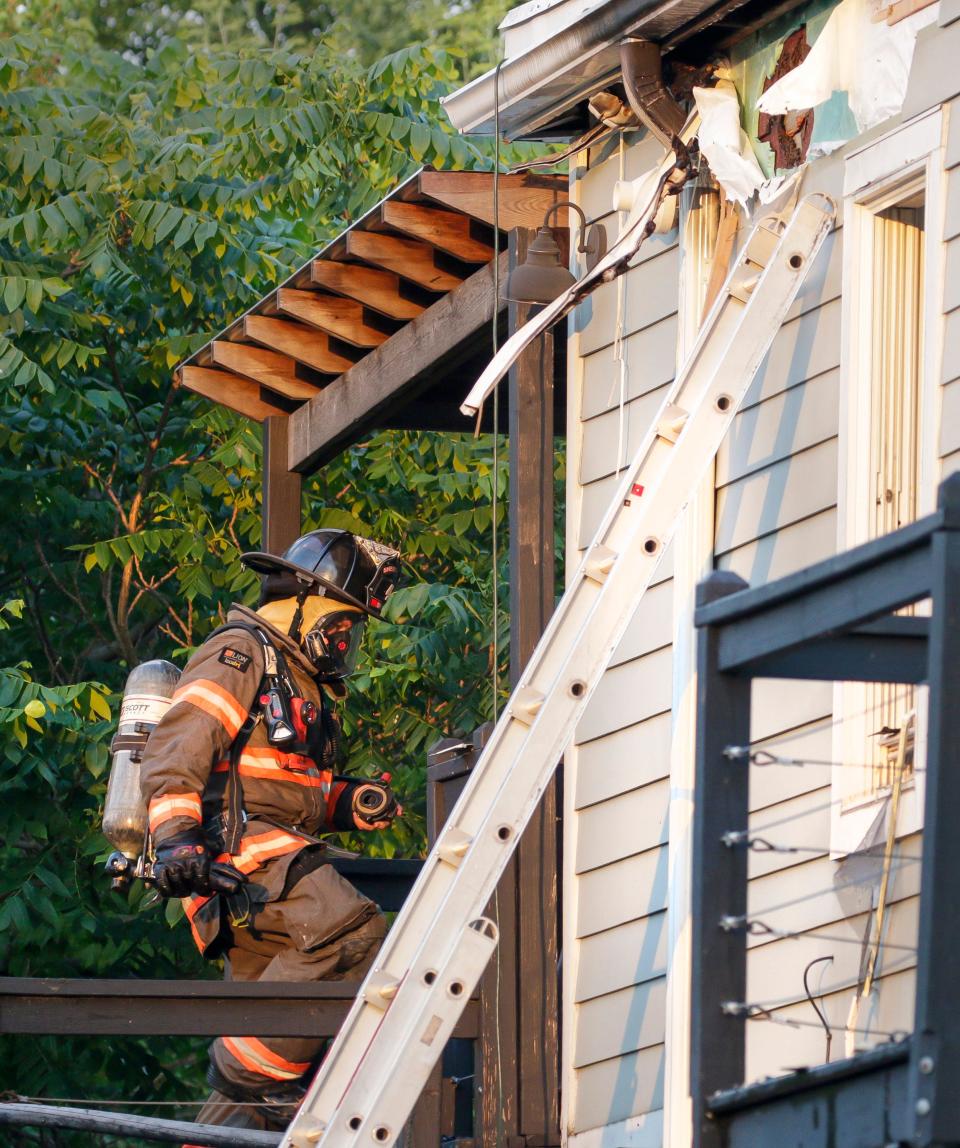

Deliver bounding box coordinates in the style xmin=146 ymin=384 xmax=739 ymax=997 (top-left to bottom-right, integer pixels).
xmin=565 ymin=129 xmax=678 ymax=1141
xmin=562 ymin=10 xmax=954 ymax=1143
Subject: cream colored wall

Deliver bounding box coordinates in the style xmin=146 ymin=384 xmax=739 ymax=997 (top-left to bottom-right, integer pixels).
xmin=563 ymin=130 xmax=678 ymax=1146
xmin=562 ymin=28 xmax=959 ymax=1129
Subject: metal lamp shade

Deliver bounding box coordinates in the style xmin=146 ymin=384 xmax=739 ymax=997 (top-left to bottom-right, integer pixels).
xmin=507 ymin=227 xmax=576 ymax=304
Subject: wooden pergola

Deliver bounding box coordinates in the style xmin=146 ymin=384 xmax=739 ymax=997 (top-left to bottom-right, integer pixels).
xmin=175 ymin=166 xmax=568 ymax=1146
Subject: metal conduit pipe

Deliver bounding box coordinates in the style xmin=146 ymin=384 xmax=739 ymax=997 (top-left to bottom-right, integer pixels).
xmin=619 ymin=37 xmax=687 ymax=147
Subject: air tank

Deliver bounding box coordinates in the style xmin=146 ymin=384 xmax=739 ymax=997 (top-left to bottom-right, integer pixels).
xmin=102 ymin=659 xmax=180 ymax=859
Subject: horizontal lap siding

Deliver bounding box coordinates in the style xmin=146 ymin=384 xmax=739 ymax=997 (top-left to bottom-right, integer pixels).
xmin=565 ymin=120 xmax=932 ymax=1130
xmin=711 ymin=168 xmax=852 ymax=1087
xmin=567 ymin=131 xmax=678 ymax=1137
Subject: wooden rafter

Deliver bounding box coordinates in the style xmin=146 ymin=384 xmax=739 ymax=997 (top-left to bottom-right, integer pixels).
xmin=309 ymin=261 xmax=425 ymax=321
xmin=345 ymin=231 xmax=464 ymax=292
xmin=417 ymin=171 xmax=567 ymax=230
xmin=181 ymin=366 xmax=291 ymax=421
xmin=243 ymin=314 xmax=356 ymax=375
xmin=381 ymin=201 xmax=494 ymax=263
xmin=177 ymin=170 xmax=567 ymax=441
xmin=288 ymin=252 xmax=508 ymax=472
xmin=210 ymin=341 xmax=321 ymax=402
xmin=277 ymin=289 xmax=389 ymax=348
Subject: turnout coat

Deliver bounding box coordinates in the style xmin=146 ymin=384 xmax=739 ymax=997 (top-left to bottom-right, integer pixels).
xmin=140 ymin=604 xmax=369 ymax=956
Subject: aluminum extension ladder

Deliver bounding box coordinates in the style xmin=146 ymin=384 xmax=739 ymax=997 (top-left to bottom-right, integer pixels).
xmin=281 ymin=187 xmax=836 ymax=1148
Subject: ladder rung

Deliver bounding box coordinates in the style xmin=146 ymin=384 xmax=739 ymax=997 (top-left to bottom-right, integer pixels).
xmin=362 ymin=972 xmax=400 ymax=1010
xmin=510 ymin=686 xmax=544 ymax=724
xmin=437 ymin=828 xmax=472 ymax=867
xmin=744 ymin=222 xmax=781 ymax=268
xmin=656 ymin=403 xmax=689 ymax=444
xmin=729 ymin=223 xmax=782 ymax=301
xmin=584 ymin=545 xmax=618 ymax=583
xmin=279 ymin=192 xmax=837 ymax=1148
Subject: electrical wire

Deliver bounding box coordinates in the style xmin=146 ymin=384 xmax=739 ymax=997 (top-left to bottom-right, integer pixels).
xmin=803 ymin=955 xmax=834 ymax=1062
xmin=724 ymin=1003 xmax=910 ymax=1044
xmin=725 ymin=746 xmax=926 ymax=774
xmin=719 ymin=916 xmax=917 ymax=953
xmin=490 ymin=58 xmax=506 ymax=1148
xmin=614 ymin=131 xmax=629 ymax=476
xmin=490 ymin=57 xmax=504 ymax=728
xmin=721 ymin=830 xmax=922 ymax=863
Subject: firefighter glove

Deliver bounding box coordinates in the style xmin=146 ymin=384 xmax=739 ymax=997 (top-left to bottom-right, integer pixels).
xmin=152 ymin=829 xmax=247 ymax=898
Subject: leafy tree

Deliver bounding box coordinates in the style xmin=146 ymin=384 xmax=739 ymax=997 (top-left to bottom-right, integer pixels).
xmin=1 ymin=0 xmax=515 ymax=79
xmin=0 ymin=15 xmax=556 ymax=1136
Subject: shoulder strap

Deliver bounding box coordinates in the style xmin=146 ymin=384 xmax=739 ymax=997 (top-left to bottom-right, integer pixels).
xmin=206 ymin=622 xmax=271 ymax=855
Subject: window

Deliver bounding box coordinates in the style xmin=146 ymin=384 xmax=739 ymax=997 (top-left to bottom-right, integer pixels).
xmin=832 ymin=109 xmax=943 ymax=853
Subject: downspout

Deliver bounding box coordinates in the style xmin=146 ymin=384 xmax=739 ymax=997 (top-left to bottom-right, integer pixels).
xmin=619 ymin=37 xmax=687 ymax=146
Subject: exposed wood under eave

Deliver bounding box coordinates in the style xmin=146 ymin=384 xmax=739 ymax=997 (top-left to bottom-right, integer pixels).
xmin=344 ymin=231 xmax=465 ymax=293
xmin=381 ymin=201 xmax=494 ymax=263
xmin=276 ymin=289 xmax=391 ymax=348
xmin=243 ymin=315 xmax=357 ymax=375
xmin=416 ymin=171 xmax=568 ymax=229
xmin=309 ymin=261 xmax=426 ymax=321
xmin=288 ymin=252 xmax=508 ymax=473
xmin=210 ymin=341 xmax=322 ymax=402
xmin=176 ymin=169 xmax=566 ymax=434
xmin=181 ymin=366 xmax=294 ymax=421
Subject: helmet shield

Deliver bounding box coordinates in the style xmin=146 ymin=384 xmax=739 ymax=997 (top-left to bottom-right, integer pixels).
xmin=241 ymin=530 xmax=401 ymax=619
xmin=303 ymin=610 xmax=366 ymax=678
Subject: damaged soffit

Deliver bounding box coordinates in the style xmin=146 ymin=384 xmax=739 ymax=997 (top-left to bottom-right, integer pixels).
xmin=442 ymin=0 xmax=805 ymax=139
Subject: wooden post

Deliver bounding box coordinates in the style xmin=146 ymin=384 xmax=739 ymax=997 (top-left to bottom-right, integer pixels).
xmin=478 ymin=228 xmax=560 ymax=1147
xmin=262 ymin=415 xmax=302 ymax=554
xmin=910 ymin=475 xmax=960 ymax=1145
xmin=690 ymin=571 xmax=752 ymax=1148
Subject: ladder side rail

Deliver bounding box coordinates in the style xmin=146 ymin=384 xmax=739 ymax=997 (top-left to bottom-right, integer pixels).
xmin=282 ymin=196 xmax=835 ymax=1148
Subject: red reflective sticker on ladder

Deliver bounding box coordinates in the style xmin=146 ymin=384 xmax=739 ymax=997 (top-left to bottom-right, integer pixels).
xmin=631 ymin=484 xmax=644 ymax=497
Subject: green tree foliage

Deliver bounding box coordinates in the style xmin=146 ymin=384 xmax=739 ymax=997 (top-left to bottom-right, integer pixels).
xmin=0 ymin=13 xmax=555 ymax=1133
xmin=1 ymin=0 xmax=515 ymax=79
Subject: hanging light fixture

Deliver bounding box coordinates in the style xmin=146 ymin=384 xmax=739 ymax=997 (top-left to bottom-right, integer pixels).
xmin=507 ymin=201 xmax=607 ymax=305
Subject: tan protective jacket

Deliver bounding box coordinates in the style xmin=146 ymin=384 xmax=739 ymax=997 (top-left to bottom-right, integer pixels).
xmin=140 ymin=604 xmax=352 ymax=954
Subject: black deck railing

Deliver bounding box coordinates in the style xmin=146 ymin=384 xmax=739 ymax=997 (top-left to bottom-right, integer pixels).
xmin=690 ymin=474 xmax=960 ymax=1148
xmin=0 ymin=850 xmax=481 ymax=1145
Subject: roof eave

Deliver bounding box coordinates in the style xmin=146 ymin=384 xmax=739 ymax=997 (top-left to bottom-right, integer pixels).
xmin=441 ymin=0 xmax=740 ymax=139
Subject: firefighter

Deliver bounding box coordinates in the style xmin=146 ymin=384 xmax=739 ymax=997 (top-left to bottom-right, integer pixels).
xmin=139 ymin=529 xmax=402 ymax=1132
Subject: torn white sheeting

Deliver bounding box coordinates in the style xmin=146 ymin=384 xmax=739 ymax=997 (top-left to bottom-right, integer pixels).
xmin=756 ymin=0 xmax=938 ymax=135
xmin=693 ymin=82 xmax=783 ymax=207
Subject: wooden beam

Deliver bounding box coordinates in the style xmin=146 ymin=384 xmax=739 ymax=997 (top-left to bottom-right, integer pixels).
xmin=277 ymin=288 xmax=388 ymax=348
xmin=180 ymin=366 xmax=287 ymax=422
xmin=0 ymin=1103 xmax=279 ymax=1148
xmin=381 ymin=201 xmax=494 ymax=263
xmin=289 ymin=252 xmax=507 ymax=473
xmin=507 ymin=228 xmax=559 ymax=1145
xmin=244 ymin=314 xmax=355 ymax=375
xmin=0 ymin=977 xmax=478 ymax=1038
xmin=345 ymin=231 xmax=464 ymax=292
xmin=263 ymin=415 xmax=302 ymax=555
xmin=310 ymin=260 xmax=425 ymax=321
xmin=210 ymin=341 xmax=320 ymax=402
xmin=417 ymin=171 xmax=567 ymax=230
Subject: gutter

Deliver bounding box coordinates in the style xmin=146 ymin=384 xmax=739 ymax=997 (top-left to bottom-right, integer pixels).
xmin=441 ymin=0 xmax=740 ymax=139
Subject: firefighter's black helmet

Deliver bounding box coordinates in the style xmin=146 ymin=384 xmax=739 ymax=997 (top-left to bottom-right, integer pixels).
xmin=240 ymin=529 xmax=401 ymax=619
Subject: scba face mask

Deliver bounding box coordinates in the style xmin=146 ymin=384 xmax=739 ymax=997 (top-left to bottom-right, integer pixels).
xmin=303 ymin=610 xmax=366 ymax=678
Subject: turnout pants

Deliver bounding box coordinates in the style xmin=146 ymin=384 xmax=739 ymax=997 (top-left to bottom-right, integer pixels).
xmin=194 ymin=850 xmax=386 ymax=1133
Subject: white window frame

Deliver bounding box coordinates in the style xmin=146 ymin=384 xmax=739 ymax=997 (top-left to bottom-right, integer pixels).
xmin=832 ymin=107 xmax=946 ymax=854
